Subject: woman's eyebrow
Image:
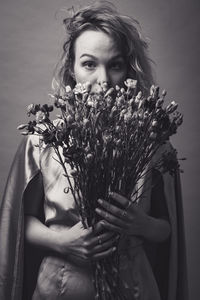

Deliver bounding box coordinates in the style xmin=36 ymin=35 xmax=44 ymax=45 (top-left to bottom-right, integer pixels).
xmin=80 ymin=54 xmax=97 ymax=59
xmin=80 ymin=54 xmax=124 ymax=60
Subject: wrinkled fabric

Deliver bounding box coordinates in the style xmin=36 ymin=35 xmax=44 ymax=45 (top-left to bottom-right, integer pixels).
xmin=0 ymin=136 xmax=40 ymax=299
xmin=0 ymin=135 xmax=188 ymax=300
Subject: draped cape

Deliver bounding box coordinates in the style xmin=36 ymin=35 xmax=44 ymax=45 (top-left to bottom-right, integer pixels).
xmin=0 ymin=136 xmax=188 ymax=300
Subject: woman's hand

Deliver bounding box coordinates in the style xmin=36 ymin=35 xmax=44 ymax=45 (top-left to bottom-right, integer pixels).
xmin=95 ymin=192 xmax=147 ymax=237
xmin=56 ymin=221 xmax=117 ymax=261
xmin=95 ymin=192 xmax=171 ymax=242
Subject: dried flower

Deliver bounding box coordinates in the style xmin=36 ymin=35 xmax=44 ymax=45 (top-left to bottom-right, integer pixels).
xmin=27 ymin=104 xmax=37 ymax=116
xmin=86 ymin=153 xmax=94 ymax=164
xmin=35 ymin=111 xmax=47 ymax=124
xmin=17 ymin=124 xmax=28 ymax=130
xmin=74 ymin=82 xmax=91 ymax=94
xmin=124 ymin=78 xmax=137 ymax=89
xmin=149 ymin=132 xmax=157 ymax=140
xmin=83 ymin=118 xmax=90 ymax=128
xmin=152 ymin=120 xmax=158 ymax=127
xmin=166 ymin=101 xmax=178 ymax=114
xmin=66 ymin=114 xmax=74 ymax=124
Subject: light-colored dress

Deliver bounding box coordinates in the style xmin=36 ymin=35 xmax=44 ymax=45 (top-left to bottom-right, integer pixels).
xmin=31 ymin=136 xmax=162 ymax=300
xmin=0 ymin=134 xmax=189 ymax=300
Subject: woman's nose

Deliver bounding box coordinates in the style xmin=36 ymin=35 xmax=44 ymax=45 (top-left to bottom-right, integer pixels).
xmin=97 ymin=67 xmax=110 ymax=86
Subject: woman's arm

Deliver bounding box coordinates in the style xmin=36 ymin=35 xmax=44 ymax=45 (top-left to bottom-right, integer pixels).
xmin=24 ymin=173 xmax=117 ymax=261
xmin=24 ymin=172 xmax=62 ymax=252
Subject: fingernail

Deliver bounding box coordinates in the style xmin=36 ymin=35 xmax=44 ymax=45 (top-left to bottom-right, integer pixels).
xmin=95 ymin=208 xmax=101 ymax=214
xmin=112 ymin=247 xmax=116 ymax=252
xmin=109 ymin=191 xmax=114 ymax=197
xmin=98 ymin=199 xmax=103 ymax=204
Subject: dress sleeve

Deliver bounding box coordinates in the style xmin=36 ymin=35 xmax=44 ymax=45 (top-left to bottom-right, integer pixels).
xmin=150 ymin=168 xmax=169 ymax=220
xmin=0 ymin=135 xmax=41 ymax=300
xmin=150 ymin=142 xmax=189 ymax=300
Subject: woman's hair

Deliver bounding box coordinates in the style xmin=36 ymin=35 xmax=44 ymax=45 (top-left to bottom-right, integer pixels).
xmin=55 ymin=1 xmax=154 ymax=95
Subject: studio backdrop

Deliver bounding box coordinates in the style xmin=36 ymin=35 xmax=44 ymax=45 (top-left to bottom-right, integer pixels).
xmin=0 ymin=1 xmax=199 ymax=299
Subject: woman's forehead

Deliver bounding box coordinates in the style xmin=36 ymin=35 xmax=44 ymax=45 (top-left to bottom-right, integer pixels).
xmin=74 ymin=30 xmax=124 ymax=60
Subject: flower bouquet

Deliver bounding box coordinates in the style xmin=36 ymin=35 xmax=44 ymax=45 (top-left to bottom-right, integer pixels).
xmin=18 ymin=79 xmax=183 ymax=300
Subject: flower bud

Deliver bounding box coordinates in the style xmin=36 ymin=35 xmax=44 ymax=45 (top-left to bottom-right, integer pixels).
xmin=166 ymin=101 xmax=178 ymax=114
xmin=120 ymin=87 xmax=125 ymax=94
xmin=176 ymin=114 xmax=183 ymax=126
xmin=105 ymin=87 xmax=114 ymax=98
xmin=115 ymin=125 xmax=121 ymax=133
xmin=86 ymin=153 xmax=94 ymax=164
xmin=143 ymin=111 xmax=149 ymax=119
xmin=115 ymin=139 xmax=121 ymax=147
xmin=101 ymin=82 xmax=108 ymax=92
xmin=150 ymin=85 xmax=155 ymax=96
xmin=152 ymin=120 xmax=158 ymax=127
xmin=27 ymin=104 xmax=36 ymax=116
xmin=156 ymin=98 xmax=164 ymax=108
xmin=17 ymin=124 xmax=28 ymax=130
xmin=138 ymin=121 xmax=144 ymax=127
xmin=105 ymin=95 xmax=113 ymax=107
xmin=120 ymin=108 xmax=127 ymax=117
xmin=136 ymin=91 xmax=142 ymax=99
xmin=124 ymin=112 xmax=132 ymax=123
xmin=149 ymin=132 xmax=157 ymax=140
xmin=116 ymin=96 xmax=125 ymax=107
xmin=66 ymin=114 xmax=74 ymax=124
xmin=83 ymin=118 xmax=90 ymax=128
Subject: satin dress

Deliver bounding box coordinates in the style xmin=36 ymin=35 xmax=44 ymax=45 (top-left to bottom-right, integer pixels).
xmin=29 ymin=134 xmax=165 ymax=300
xmin=0 ymin=134 xmax=189 ymax=300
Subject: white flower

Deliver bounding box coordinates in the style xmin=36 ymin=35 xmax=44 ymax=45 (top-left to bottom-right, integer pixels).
xmin=65 ymin=85 xmax=72 ymax=93
xmin=35 ymin=111 xmax=46 ymax=123
xmin=124 ymin=78 xmax=137 ymax=89
xmin=73 ymin=82 xmax=91 ymax=94
xmin=124 ymin=112 xmax=132 ymax=123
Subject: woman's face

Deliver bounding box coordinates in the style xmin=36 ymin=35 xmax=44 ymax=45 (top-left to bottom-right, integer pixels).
xmin=73 ymin=30 xmax=127 ymax=89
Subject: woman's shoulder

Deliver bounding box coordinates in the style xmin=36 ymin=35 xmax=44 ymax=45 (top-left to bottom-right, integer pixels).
xmin=152 ymin=141 xmax=178 ymax=174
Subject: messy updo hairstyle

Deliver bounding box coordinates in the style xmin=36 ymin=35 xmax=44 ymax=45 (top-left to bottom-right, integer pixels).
xmin=56 ymin=1 xmax=153 ymax=95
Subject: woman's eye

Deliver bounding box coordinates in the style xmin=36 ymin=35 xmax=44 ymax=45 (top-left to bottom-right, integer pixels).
xmin=82 ymin=61 xmax=96 ymax=70
xmin=110 ymin=62 xmax=123 ymax=70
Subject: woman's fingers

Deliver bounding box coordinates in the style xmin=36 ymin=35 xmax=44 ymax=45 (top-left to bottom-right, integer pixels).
xmin=92 ymin=235 xmax=118 ymax=254
xmin=81 ymin=232 xmax=118 ymax=260
xmin=95 ymin=207 xmax=128 ymax=228
xmin=100 ymin=220 xmax=123 ymax=233
xmin=92 ymin=231 xmax=115 ymax=246
xmin=97 ymin=198 xmax=132 ymax=221
xmin=92 ymin=246 xmax=117 ymax=260
xmin=109 ymin=191 xmax=129 ymax=207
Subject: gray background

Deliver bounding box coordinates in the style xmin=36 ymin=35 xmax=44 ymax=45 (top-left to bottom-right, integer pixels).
xmin=0 ymin=0 xmax=199 ymax=299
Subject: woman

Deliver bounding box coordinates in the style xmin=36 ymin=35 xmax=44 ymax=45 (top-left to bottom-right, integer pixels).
xmin=0 ymin=2 xmax=188 ymax=300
